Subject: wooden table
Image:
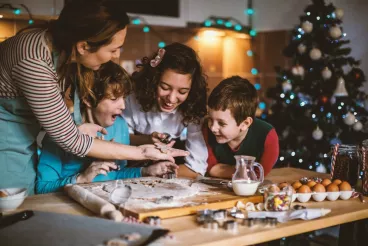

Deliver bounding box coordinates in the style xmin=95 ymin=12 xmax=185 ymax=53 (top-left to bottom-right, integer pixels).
xmin=15 ymin=168 xmax=368 ymax=246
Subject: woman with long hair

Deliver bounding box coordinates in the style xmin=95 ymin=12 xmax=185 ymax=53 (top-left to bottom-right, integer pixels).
xmin=0 ymin=0 xmax=187 ymax=193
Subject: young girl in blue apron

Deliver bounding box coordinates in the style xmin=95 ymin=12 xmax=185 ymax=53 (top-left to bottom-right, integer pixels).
xmin=36 ymin=62 xmax=178 ymax=194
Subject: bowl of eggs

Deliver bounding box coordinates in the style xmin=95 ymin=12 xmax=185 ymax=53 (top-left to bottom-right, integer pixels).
xmin=291 ymin=178 xmax=353 ymax=203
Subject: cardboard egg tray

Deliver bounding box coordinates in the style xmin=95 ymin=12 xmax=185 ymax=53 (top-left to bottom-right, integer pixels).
xmin=293 ymin=189 xmax=354 ymax=203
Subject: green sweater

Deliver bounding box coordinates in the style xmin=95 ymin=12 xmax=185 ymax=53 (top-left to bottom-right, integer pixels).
xmin=208 ymin=118 xmax=274 ymax=165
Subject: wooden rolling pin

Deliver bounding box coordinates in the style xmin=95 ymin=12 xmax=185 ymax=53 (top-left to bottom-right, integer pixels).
xmin=64 ymin=184 xmax=123 ymax=222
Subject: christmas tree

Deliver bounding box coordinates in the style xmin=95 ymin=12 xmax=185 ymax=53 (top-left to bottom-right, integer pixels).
xmin=266 ymin=0 xmax=368 ymax=172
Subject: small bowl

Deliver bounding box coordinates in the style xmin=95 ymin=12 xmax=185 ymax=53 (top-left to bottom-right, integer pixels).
xmin=296 ymin=193 xmax=312 ymax=203
xmin=326 ymin=191 xmax=340 ymax=201
xmin=0 ymin=188 xmax=28 ymax=212
xmin=339 ymin=190 xmax=353 ymax=200
xmin=312 ymin=192 xmax=327 ymax=202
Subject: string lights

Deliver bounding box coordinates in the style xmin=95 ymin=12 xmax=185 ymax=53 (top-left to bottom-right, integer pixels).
xmin=0 ymin=3 xmax=34 ymax=24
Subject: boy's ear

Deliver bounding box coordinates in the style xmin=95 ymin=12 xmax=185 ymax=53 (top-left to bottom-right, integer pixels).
xmin=76 ymin=41 xmax=90 ymax=56
xmin=240 ymin=117 xmax=253 ymax=131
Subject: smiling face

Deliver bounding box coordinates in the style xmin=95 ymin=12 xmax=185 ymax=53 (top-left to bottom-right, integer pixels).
xmin=91 ymin=86 xmax=125 ymax=128
xmin=208 ymin=108 xmax=252 ymax=148
xmin=156 ymin=69 xmax=192 ymax=113
xmin=77 ymin=27 xmax=127 ymax=70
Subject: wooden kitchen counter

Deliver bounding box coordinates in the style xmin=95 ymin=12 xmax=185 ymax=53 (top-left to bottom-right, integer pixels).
xmin=15 ymin=168 xmax=368 ymax=245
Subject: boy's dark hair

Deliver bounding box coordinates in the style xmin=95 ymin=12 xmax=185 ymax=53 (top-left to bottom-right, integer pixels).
xmin=71 ymin=61 xmax=131 ymax=108
xmin=208 ymin=76 xmax=258 ymax=125
xmin=132 ymin=42 xmax=208 ymax=126
xmin=89 ymin=61 xmax=132 ymax=107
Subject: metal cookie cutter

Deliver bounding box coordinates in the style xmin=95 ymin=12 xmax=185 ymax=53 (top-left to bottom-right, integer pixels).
xmin=223 ymin=220 xmax=238 ymax=232
xmin=197 ymin=209 xmax=213 ymax=223
xmin=264 ymin=217 xmax=278 ymax=227
xmin=243 ymin=218 xmax=255 ymax=228
xmin=203 ymin=219 xmax=219 ymax=230
xmin=229 ymin=207 xmax=245 ymax=219
xmin=212 ymin=209 xmax=227 ymax=220
xmin=161 ymin=133 xmax=173 ymax=144
xmin=166 ymin=172 xmax=176 ymax=179
xmin=144 ymin=216 xmax=161 ymax=226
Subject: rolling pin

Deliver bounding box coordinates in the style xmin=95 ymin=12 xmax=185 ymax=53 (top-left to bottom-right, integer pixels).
xmin=64 ymin=184 xmax=123 ymax=222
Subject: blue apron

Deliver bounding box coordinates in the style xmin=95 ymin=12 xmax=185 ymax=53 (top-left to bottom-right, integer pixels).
xmin=0 ymin=98 xmax=40 ymax=195
xmin=0 ymin=52 xmax=59 ymax=195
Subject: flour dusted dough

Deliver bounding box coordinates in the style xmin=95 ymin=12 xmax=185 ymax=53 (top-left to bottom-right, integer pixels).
xmin=102 ymin=177 xmax=201 ymax=200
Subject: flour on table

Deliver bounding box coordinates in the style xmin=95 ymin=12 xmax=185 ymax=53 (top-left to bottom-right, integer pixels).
xmin=84 ymin=177 xmax=214 ymax=210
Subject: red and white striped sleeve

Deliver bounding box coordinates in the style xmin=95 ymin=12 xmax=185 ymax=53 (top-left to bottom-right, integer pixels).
xmin=12 ymin=58 xmax=93 ymax=157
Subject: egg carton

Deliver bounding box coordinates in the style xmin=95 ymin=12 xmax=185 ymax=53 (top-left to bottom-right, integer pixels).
xmin=294 ymin=189 xmax=354 ymax=203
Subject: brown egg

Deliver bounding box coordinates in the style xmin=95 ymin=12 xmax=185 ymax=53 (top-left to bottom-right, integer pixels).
xmin=307 ymin=180 xmax=317 ymax=188
xmin=278 ymin=182 xmax=290 ymax=190
xmin=321 ymin=178 xmax=332 ymax=187
xmin=339 ymin=181 xmax=352 ymax=191
xmin=332 ymin=179 xmax=342 ymax=185
xmin=0 ymin=190 xmax=8 ymax=198
xmin=312 ymin=183 xmax=326 ymax=193
xmin=326 ymin=183 xmax=339 ymax=192
xmin=292 ymin=181 xmax=303 ymax=190
xmin=269 ymin=185 xmax=281 ymax=193
xmin=298 ymin=185 xmax=311 ymax=193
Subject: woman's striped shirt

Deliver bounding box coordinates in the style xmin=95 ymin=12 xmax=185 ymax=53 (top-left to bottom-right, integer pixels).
xmin=0 ymin=29 xmax=93 ymax=157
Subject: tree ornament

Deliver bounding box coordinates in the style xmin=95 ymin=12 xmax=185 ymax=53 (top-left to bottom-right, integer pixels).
xmin=329 ymin=26 xmax=342 ymax=39
xmin=291 ymin=65 xmax=305 ymax=77
xmin=333 ymin=77 xmax=348 ymax=97
xmin=309 ymin=48 xmax=322 ymax=60
xmin=312 ymin=126 xmax=323 ymax=140
xmin=321 ymin=67 xmax=332 ymax=80
xmin=343 ymin=112 xmax=356 ymax=126
xmin=282 ymin=81 xmax=292 ymax=92
xmin=298 ymin=43 xmax=307 ymax=54
xmin=301 ymin=21 xmax=313 ymax=33
xmin=353 ymin=121 xmax=363 ymax=131
xmin=334 ymin=8 xmax=344 ymax=20
xmin=320 ymin=96 xmax=328 ymax=104
xmin=282 ymin=128 xmax=290 ymax=138
xmin=330 ymin=96 xmax=336 ymax=104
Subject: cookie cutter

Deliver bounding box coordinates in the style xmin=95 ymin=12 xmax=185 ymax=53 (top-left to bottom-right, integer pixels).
xmin=144 ymin=216 xmax=161 ymax=226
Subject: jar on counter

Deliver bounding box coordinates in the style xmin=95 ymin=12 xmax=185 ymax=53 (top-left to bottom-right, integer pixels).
xmin=330 ymin=144 xmax=360 ymax=188
xmin=359 ymin=140 xmax=368 ymax=195
xmin=264 ymin=185 xmax=293 ymax=211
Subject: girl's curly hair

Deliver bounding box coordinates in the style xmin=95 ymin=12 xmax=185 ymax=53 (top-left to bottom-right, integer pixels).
xmin=132 ymin=42 xmax=208 ymax=126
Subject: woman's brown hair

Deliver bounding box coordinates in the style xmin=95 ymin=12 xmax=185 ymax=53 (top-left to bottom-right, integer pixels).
xmin=88 ymin=61 xmax=132 ymax=108
xmin=132 ymin=42 xmax=208 ymax=126
xmin=39 ymin=0 xmax=129 ymax=102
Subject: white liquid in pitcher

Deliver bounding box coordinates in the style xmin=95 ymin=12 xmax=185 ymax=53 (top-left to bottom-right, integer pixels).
xmin=232 ymin=180 xmax=260 ymax=196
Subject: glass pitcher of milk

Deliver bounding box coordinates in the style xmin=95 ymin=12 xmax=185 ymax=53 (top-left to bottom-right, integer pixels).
xmin=232 ymin=155 xmax=264 ymax=196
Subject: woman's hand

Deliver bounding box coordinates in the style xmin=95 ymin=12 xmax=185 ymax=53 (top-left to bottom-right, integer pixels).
xmin=77 ymin=160 xmax=117 ymax=183
xmin=78 ymin=123 xmax=107 ymax=138
xmin=142 ymin=161 xmax=179 ymax=177
xmin=138 ymin=144 xmax=189 ymax=163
